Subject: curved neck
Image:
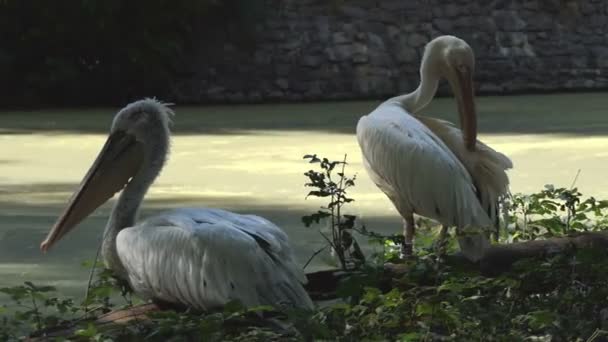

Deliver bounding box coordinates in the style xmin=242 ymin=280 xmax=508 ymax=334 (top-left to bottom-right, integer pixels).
xmin=101 ymin=157 xmax=161 ymax=275
xmin=389 ymin=55 xmax=440 ymax=114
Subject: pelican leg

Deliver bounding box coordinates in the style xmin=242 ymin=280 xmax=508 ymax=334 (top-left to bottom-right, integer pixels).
xmin=401 ymin=215 xmax=415 ymax=258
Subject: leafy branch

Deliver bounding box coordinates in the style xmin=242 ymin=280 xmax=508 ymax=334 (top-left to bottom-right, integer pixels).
xmin=302 ymin=154 xmax=365 ymax=270
xmin=504 ymin=184 xmax=608 ymax=242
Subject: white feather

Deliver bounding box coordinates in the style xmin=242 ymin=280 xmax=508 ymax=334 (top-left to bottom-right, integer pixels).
xmin=357 ymin=101 xmax=492 ymax=230
xmin=116 ymin=208 xmax=313 ymax=311
xmin=415 ymin=115 xmax=513 ymax=224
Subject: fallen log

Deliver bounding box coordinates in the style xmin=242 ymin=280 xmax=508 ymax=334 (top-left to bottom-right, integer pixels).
xmin=479 ymin=231 xmax=608 ymax=275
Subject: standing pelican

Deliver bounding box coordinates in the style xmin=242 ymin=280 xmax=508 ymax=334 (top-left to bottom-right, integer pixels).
xmin=40 ymin=99 xmax=313 ymax=310
xmin=356 ymin=35 xmax=512 ymax=262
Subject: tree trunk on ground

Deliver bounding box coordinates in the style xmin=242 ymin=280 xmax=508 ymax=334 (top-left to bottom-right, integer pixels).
xmin=479 ymin=231 xmax=608 ymax=275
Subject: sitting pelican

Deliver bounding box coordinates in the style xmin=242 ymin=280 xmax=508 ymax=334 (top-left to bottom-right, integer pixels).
xmin=40 ymin=99 xmax=313 ymax=310
xmin=356 ymin=35 xmax=512 ymax=261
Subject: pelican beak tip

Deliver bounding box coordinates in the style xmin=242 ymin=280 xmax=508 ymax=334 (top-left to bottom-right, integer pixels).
xmin=40 ymin=240 xmax=51 ymax=253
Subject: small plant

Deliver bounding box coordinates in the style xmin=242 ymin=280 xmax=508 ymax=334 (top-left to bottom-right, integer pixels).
xmin=0 ymin=282 xmax=79 ymax=340
xmin=504 ymin=184 xmax=608 ymax=241
xmin=302 ymin=154 xmax=365 ymax=270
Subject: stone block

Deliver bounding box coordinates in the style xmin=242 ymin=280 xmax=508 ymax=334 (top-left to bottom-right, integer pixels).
xmin=396 ymin=46 xmax=418 ymax=64
xmin=332 ymin=32 xmax=350 ymax=44
xmin=275 ymin=79 xmax=289 ymax=90
xmin=493 ymin=10 xmax=526 ymax=31
xmin=368 ymin=33 xmax=385 ymax=49
xmin=407 ymin=33 xmax=428 ymax=47
xmin=433 ymin=18 xmax=453 ymax=32
xmin=339 ymin=5 xmax=367 ymax=18
xmin=444 ymin=4 xmax=459 ymax=17
xmin=301 ymin=55 xmax=323 ymax=68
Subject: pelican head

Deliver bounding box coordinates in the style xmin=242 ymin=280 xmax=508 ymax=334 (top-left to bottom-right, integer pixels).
xmin=40 ymin=99 xmax=173 ymax=252
xmin=423 ymin=35 xmax=477 ymax=151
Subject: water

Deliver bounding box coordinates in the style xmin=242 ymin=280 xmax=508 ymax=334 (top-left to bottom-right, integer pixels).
xmin=1 ymin=93 xmax=608 ymax=302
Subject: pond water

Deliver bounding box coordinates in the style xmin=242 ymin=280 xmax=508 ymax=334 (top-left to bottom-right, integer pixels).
xmin=1 ymin=93 xmax=608 ymax=302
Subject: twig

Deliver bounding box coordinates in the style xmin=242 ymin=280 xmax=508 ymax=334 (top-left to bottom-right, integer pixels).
xmin=570 ymin=169 xmax=581 ymax=189
xmin=318 ymin=230 xmax=336 ymax=251
xmin=587 ymin=329 xmax=608 ymax=342
xmin=83 ymin=237 xmax=104 ymax=314
xmin=75 ymin=304 xmax=105 ymax=322
xmin=335 ymin=154 xmax=348 ymax=269
xmin=303 ymin=246 xmax=328 ymax=269
xmin=319 ymin=229 xmax=346 ymax=268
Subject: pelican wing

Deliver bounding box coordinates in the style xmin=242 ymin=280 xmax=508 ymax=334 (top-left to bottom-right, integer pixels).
xmin=115 ymin=208 xmax=313 ymax=311
xmin=415 ymin=115 xmax=512 ymax=224
xmin=356 ymin=102 xmax=492 ymax=229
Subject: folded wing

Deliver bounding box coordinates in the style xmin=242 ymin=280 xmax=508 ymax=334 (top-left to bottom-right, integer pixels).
xmin=357 ymin=103 xmax=492 ymax=229
xmin=116 ymin=208 xmax=313 ymax=310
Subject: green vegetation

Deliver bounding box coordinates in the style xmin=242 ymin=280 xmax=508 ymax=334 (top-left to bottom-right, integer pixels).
xmin=3 ymin=152 xmax=608 ymax=340
xmin=302 ymin=154 xmax=366 ymax=270
xmin=505 ymin=184 xmax=608 ymax=241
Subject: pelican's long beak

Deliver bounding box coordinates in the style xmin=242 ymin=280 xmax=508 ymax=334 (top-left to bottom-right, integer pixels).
xmin=40 ymin=130 xmax=144 ymax=253
xmin=453 ymin=66 xmax=477 ymax=151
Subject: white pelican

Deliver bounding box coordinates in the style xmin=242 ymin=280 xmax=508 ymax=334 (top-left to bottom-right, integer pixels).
xmin=356 ymin=35 xmax=512 ymax=262
xmin=40 ymin=99 xmax=313 ymax=310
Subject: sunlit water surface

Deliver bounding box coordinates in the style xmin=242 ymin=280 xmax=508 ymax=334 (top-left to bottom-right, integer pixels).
xmin=1 ymin=93 xmax=608 ymax=303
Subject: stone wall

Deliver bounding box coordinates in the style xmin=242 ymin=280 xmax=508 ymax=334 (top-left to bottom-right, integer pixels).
xmin=173 ymin=0 xmax=608 ymax=103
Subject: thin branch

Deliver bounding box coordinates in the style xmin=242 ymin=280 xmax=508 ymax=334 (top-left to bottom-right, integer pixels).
xmin=303 ymin=246 xmax=329 ymax=269
xmin=587 ymin=329 xmax=608 ymax=342
xmin=336 ymin=154 xmax=348 ymax=264
xmin=319 ymin=229 xmax=346 ymax=268
xmin=83 ymin=235 xmax=104 ymax=315
xmin=570 ymin=169 xmax=581 ymax=189
xmin=76 ymin=304 xmax=105 ymax=321
xmin=318 ymin=230 xmax=336 ymax=251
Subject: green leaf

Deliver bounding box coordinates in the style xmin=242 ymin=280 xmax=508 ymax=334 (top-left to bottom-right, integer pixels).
xmin=399 ymin=332 xmax=423 ymax=341
xmin=437 ymin=281 xmax=465 ymax=293
xmin=75 ymin=323 xmax=98 ymax=338
xmin=329 ymin=302 xmax=351 ymax=311
xmin=526 ymin=310 xmax=556 ymax=329
xmin=247 ymin=305 xmax=275 ymax=314
xmin=223 ymin=299 xmax=245 ymax=313
xmin=415 ymin=302 xmax=434 ymax=316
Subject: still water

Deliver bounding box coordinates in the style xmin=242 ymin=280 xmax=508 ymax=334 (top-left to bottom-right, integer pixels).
xmin=1 ymin=93 xmax=608 ymax=302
